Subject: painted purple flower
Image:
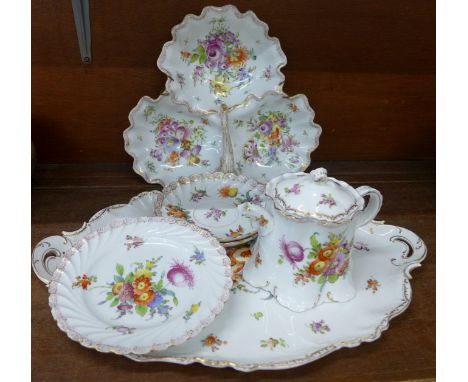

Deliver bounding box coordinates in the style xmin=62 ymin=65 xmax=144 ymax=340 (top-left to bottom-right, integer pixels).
xmin=175 ymin=126 xmax=189 ymax=141
xmin=277 ymin=117 xmax=286 ymax=128
xmin=180 ymin=150 xmax=190 ymax=158
xmin=191 ymin=144 xmax=201 ymax=156
xmin=312 ymin=322 xmax=323 ymax=331
xmin=237 ymin=67 xmax=250 ymax=82
xmin=259 ymin=121 xmax=273 ymax=136
xmin=261 ymin=65 xmax=272 ymax=80
xmin=324 ymin=251 xmax=348 ymax=276
xmin=167 ymin=261 xmax=195 ymax=288
xmin=117 ymin=303 xmax=133 ymax=311
xmin=118 ymin=283 xmax=134 ymax=302
xmin=244 ymin=140 xmax=259 ymax=162
xmin=285 ymin=183 xmax=301 ymax=195
xmin=150 ymin=148 xmax=163 ymax=161
xmin=279 ymin=236 xmax=304 ymax=268
xmin=205 ymin=39 xmax=226 ymax=69
xmin=113 ymin=325 xmax=135 ymax=334
xmin=194 ymin=65 xmax=204 ymax=76
xmin=158 ymin=305 xmax=170 ymax=315
xmin=268 ymin=147 xmax=277 ymax=160
xmin=222 ymin=31 xmax=238 ymax=45
xmin=148 ymin=293 xmax=164 ymax=309
xmin=156 ymin=135 xmax=167 ymax=145
xmin=280 ymin=135 xmax=298 ymax=152
xmin=205 ymin=207 xmax=226 ymax=222
xmin=164 ymin=137 xmax=180 ymax=152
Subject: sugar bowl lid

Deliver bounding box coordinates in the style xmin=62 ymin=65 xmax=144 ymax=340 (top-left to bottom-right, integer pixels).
xmin=265 ymin=168 xmax=365 ymax=224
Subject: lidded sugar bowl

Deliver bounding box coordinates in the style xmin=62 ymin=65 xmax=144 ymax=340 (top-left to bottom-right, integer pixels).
xmin=240 ymin=168 xmax=383 ymax=312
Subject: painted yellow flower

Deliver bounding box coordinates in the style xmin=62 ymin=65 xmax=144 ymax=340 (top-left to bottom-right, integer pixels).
xmin=188 ymin=156 xmax=201 ymax=165
xmin=318 ymin=245 xmax=338 ymax=261
xmin=135 ymin=268 xmax=152 ymax=279
xmin=132 ymin=276 xmax=152 ymax=295
xmin=191 ymin=304 xmax=199 ymax=313
xmin=145 ymin=261 xmax=155 ymax=270
xmin=112 ymin=282 xmax=123 ymax=295
xmin=134 ymin=290 xmax=155 ymax=306
xmin=209 ymin=75 xmax=232 ymax=97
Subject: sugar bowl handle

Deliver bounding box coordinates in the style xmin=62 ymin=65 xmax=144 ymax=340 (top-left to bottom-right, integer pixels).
xmin=355 ymin=186 xmax=383 ymax=227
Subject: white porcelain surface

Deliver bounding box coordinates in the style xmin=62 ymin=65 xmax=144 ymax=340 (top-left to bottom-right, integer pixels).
xmin=48 ymin=217 xmax=232 ymax=355
xmin=229 ymin=92 xmax=321 ymax=183
xmin=127 ymin=222 xmax=426 ymax=371
xmin=32 ymin=191 xmax=162 ymax=284
xmin=155 ymin=172 xmax=265 ymax=243
xmin=124 ymin=95 xmax=223 ymax=186
xmin=157 ymin=5 xmax=286 ymax=114
xmin=240 ymin=168 xmax=383 ymax=312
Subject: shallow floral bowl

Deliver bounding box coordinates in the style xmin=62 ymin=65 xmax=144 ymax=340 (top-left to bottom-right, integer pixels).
xmin=48 ymin=217 xmax=232 ymax=355
xmin=124 ymin=94 xmax=223 ymax=186
xmin=157 ymin=5 xmax=287 ymax=114
xmin=154 ymin=172 xmax=265 ymax=244
xmin=229 ymin=91 xmax=322 ymax=183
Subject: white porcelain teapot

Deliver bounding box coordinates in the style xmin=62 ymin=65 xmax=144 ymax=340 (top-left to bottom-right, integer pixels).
xmin=240 ymin=168 xmax=383 ymax=312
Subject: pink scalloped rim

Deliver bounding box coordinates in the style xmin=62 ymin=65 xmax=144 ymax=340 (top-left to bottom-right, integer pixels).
xmin=48 ymin=216 xmax=232 ymax=355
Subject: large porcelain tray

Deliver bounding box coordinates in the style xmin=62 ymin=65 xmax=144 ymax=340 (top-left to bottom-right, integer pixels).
xmin=127 ymin=222 xmax=426 ymax=371
xmin=32 ymin=194 xmax=426 ymax=371
xmin=157 ymin=5 xmax=287 ymax=114
xmin=48 ymin=217 xmax=231 ymax=355
xmin=124 ymin=95 xmax=223 ymax=186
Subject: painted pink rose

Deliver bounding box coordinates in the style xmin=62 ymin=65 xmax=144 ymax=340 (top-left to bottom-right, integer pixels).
xmin=167 ymin=261 xmax=195 ymax=288
xmin=280 ymin=236 xmax=304 ymax=268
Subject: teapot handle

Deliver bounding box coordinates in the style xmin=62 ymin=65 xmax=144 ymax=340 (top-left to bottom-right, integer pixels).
xmin=355 ymin=186 xmax=383 ymax=228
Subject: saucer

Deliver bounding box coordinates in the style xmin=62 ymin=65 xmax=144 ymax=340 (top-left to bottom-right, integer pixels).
xmin=48 ymin=217 xmax=232 ymax=355
xmin=126 ymin=222 xmax=426 ymax=371
xmin=155 ymin=172 xmax=265 ymax=243
xmin=157 ymin=5 xmax=287 ymax=114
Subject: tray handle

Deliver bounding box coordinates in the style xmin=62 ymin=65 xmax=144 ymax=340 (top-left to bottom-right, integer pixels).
xmin=389 ymin=228 xmax=427 ymax=279
xmin=31 ymin=236 xmax=71 ymax=285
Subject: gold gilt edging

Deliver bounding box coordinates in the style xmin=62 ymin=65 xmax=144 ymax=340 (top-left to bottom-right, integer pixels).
xmin=48 ymin=216 xmax=232 ymax=356
xmin=126 ymin=226 xmax=427 ymax=371
xmin=157 ymin=4 xmax=288 ymax=115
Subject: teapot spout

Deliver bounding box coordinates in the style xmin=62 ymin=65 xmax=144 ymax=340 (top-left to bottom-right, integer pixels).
xmin=238 ymin=202 xmax=274 ymax=237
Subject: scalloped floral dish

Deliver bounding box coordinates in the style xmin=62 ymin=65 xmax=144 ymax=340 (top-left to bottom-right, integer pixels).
xmin=124 ymin=94 xmax=223 ymax=186
xmin=155 ymin=172 xmax=265 ymax=244
xmin=157 ymin=5 xmax=287 ymax=114
xmin=127 ymin=222 xmax=426 ymax=370
xmin=48 ymin=217 xmax=232 ymax=355
xmin=229 ymin=92 xmax=321 ymax=183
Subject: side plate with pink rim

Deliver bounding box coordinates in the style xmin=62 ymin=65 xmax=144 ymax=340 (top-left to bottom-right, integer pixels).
xmin=126 ymin=222 xmax=426 ymax=371
xmin=48 ymin=217 xmax=232 ymax=355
